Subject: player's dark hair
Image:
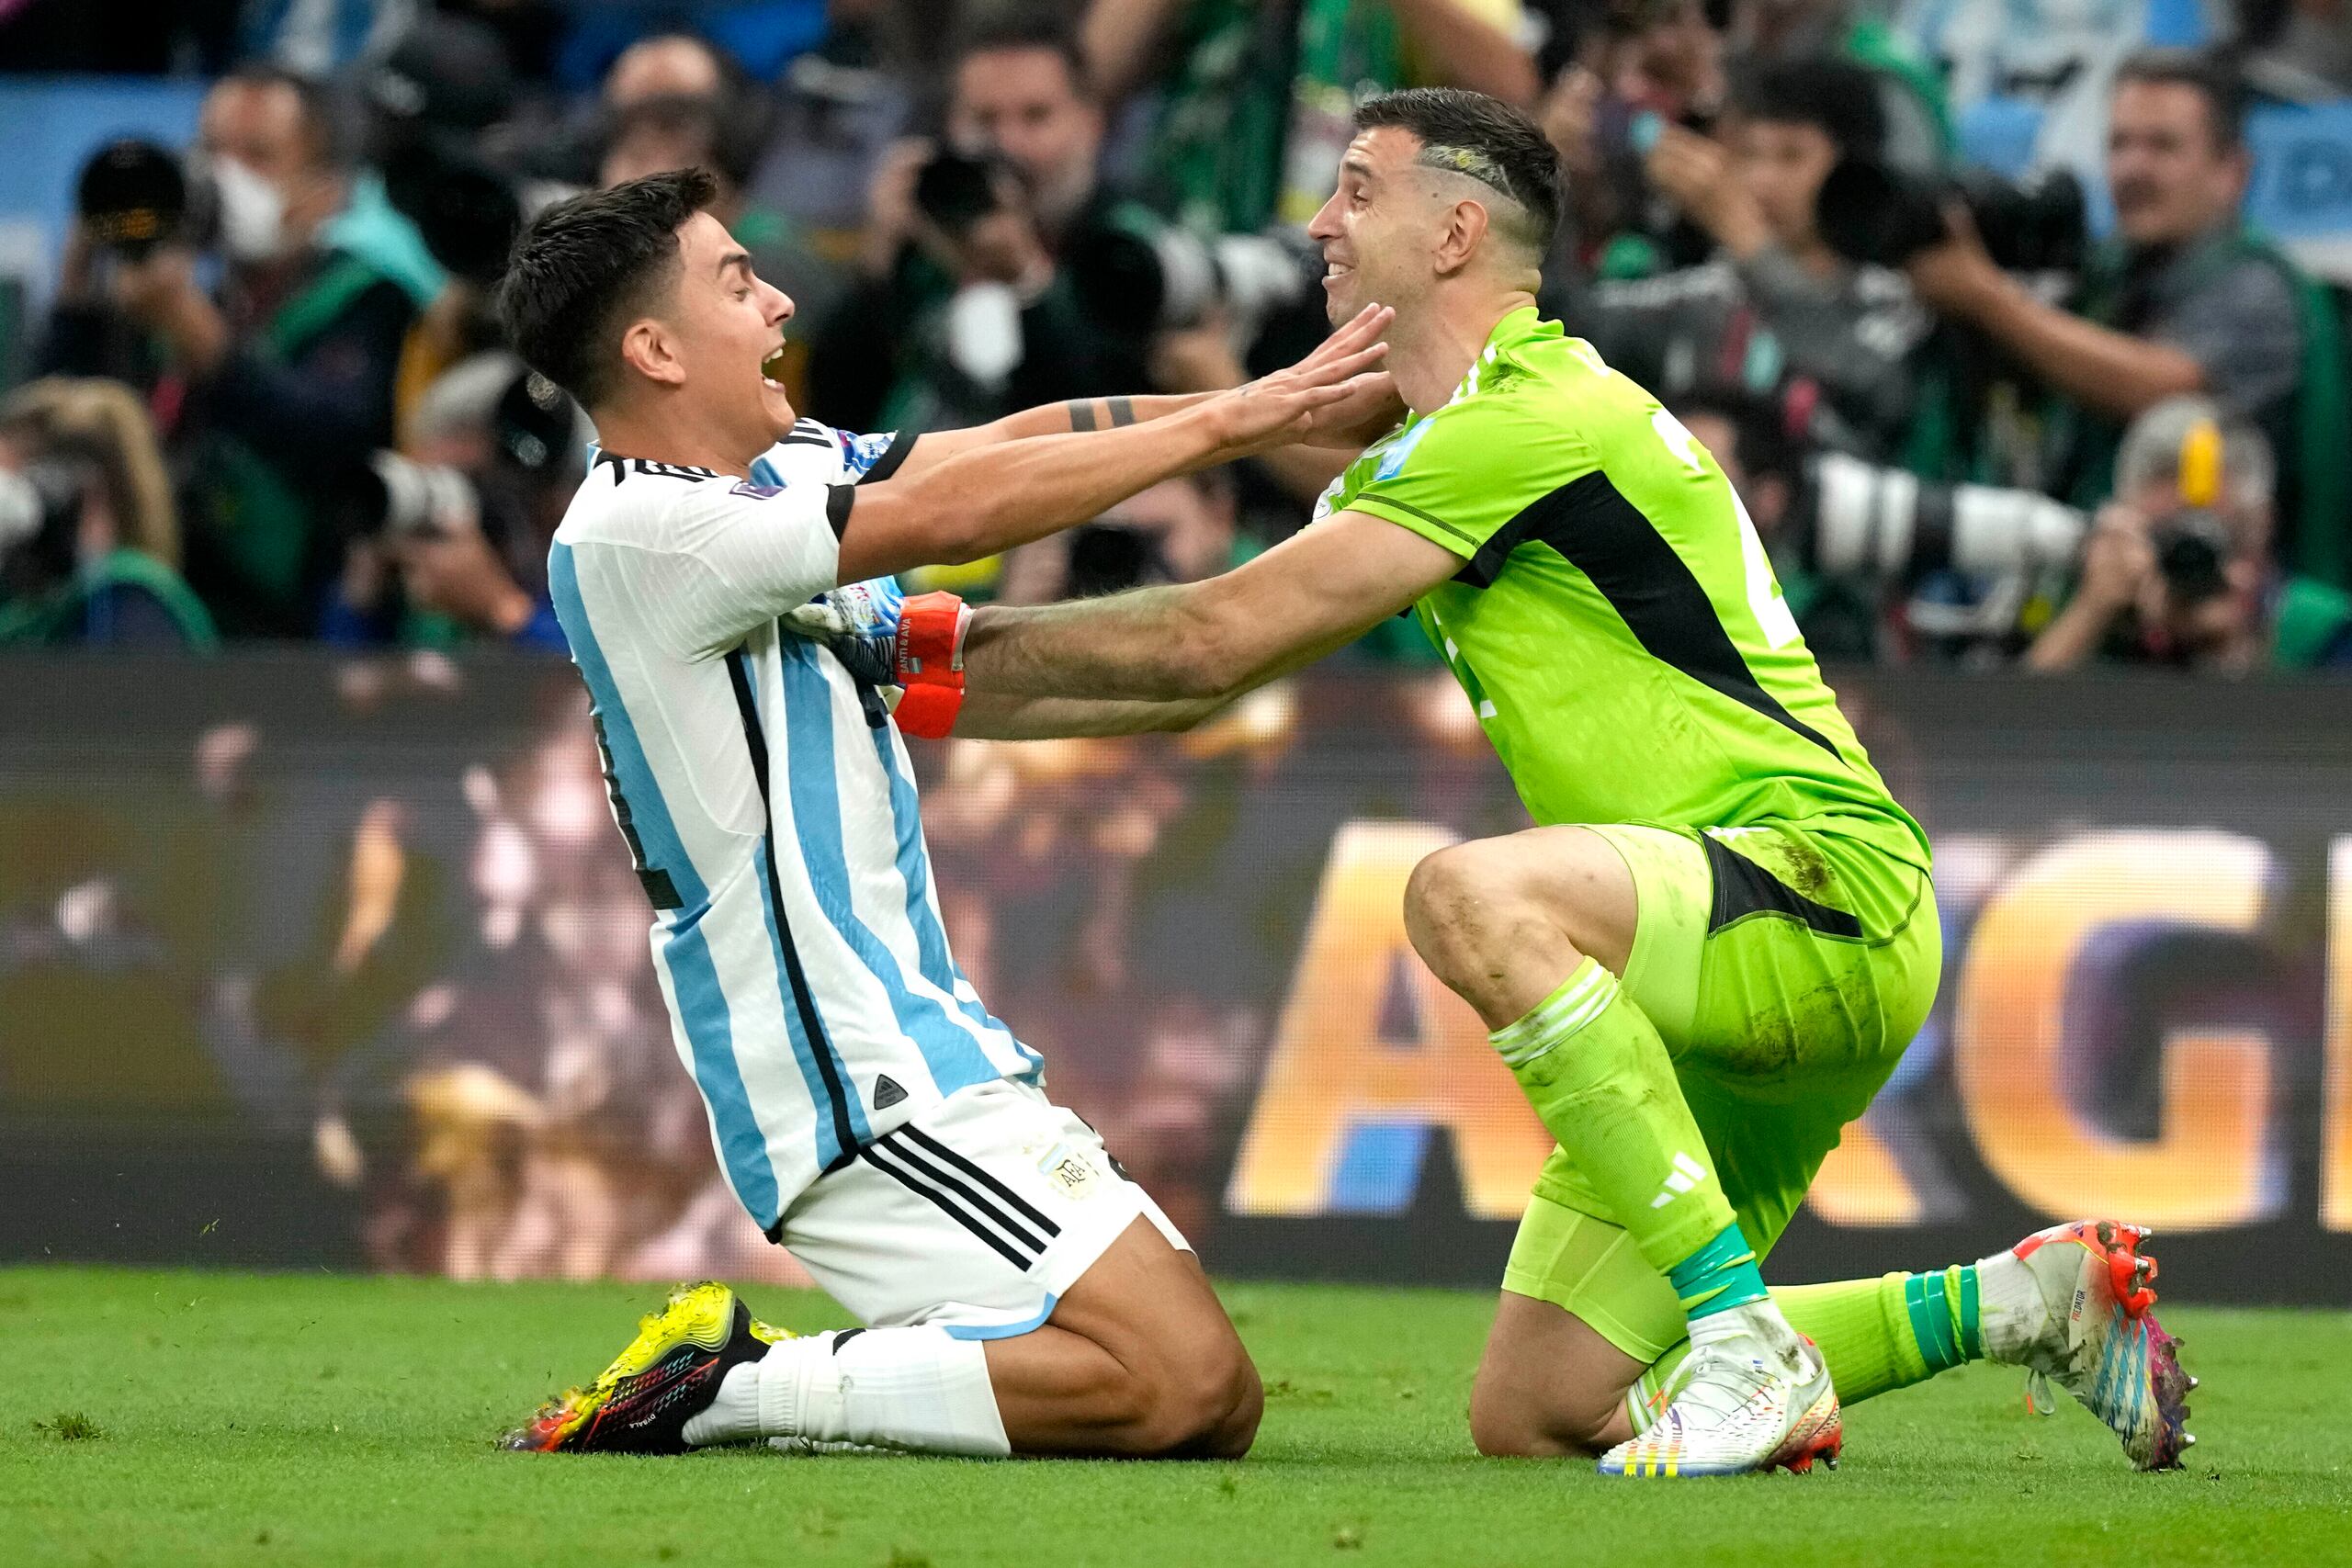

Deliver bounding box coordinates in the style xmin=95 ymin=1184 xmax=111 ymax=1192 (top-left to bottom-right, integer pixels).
xmin=949 ymin=7 xmax=1092 ymax=99
xmin=2114 ymin=48 xmax=2247 ymax=152
xmin=1353 ymin=87 xmax=1562 ymax=257
xmin=496 ymin=167 xmax=718 ymax=412
xmin=1736 ymin=57 xmax=1887 ymax=163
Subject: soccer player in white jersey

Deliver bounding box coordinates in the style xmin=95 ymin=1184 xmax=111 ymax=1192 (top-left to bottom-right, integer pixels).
xmin=488 ymin=169 xmax=1393 ymax=1461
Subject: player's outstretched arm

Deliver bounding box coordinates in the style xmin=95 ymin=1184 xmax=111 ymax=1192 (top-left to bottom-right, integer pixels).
xmin=834 ymin=306 xmax=1391 ymax=583
xmin=885 ymin=304 xmax=1405 ymax=478
xmin=950 ymin=691 xmax=1236 ymax=739
xmin=957 ymin=510 xmax=1462 ymax=706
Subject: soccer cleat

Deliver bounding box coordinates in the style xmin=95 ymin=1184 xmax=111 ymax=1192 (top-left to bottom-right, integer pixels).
xmin=502 ymin=1281 xmax=786 ymax=1454
xmin=1597 ymin=1335 xmax=1842 ymax=1478
xmin=1994 ymin=1220 xmax=2193 ymax=1471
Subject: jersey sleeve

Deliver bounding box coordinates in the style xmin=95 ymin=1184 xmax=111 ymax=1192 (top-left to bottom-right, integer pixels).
xmin=1343 ymin=394 xmax=1594 ymax=564
xmin=628 ymin=476 xmax=848 ymax=660
xmin=836 ymin=427 xmax=919 ymax=483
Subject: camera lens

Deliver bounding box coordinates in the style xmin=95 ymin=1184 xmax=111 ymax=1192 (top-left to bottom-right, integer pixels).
xmin=76 ymin=140 xmax=190 ymax=258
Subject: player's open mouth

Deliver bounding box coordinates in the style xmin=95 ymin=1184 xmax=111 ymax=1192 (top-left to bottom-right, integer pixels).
xmin=1323 ymin=261 xmax=1352 ymax=288
xmin=760 ymin=346 xmax=789 ymax=389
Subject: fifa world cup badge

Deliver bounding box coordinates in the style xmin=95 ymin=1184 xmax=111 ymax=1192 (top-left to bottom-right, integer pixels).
xmin=1038 ymin=1144 xmax=1100 ymax=1201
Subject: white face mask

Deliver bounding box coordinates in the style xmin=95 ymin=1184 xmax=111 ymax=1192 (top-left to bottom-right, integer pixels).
xmin=211 ymin=156 xmax=288 ymax=262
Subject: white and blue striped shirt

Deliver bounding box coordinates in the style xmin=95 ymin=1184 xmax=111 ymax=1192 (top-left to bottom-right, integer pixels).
xmin=548 ymin=421 xmax=1039 ymax=1231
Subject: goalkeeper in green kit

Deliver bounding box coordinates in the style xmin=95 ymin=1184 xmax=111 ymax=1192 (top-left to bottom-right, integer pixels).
xmin=801 ymin=88 xmax=2193 ymax=1476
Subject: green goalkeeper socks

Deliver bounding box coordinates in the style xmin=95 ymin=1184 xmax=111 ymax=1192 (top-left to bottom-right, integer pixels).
xmin=1628 ymin=1267 xmax=1985 ymax=1427
xmin=1778 ymin=1268 xmax=1983 ymax=1402
xmin=1491 ymin=959 xmax=1743 ymax=1284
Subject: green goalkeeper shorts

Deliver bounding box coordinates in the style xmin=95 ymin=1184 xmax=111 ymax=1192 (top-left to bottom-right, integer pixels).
xmin=1500 ymin=817 xmax=1941 ymax=1364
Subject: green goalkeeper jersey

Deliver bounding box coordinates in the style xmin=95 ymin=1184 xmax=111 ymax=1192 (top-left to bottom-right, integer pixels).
xmin=1321 ymin=306 xmax=1931 ymax=904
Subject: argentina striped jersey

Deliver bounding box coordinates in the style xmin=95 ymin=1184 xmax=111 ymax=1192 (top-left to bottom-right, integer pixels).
xmin=548 ymin=420 xmax=1041 ymax=1230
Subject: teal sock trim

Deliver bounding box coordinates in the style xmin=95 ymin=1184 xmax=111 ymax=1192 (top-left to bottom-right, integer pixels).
xmin=1904 ymin=1273 xmax=1965 ymax=1372
xmin=1955 ymin=1265 xmax=1982 ymax=1360
xmin=1669 ymin=1223 xmax=1768 ymax=1321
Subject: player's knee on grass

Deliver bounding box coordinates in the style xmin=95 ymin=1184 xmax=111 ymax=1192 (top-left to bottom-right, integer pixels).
xmin=1082 ymin=1321 xmax=1261 ymax=1458
xmin=1468 ymin=1361 xmax=1624 ymax=1459
xmin=1042 ymin=1222 xmax=1261 ymax=1458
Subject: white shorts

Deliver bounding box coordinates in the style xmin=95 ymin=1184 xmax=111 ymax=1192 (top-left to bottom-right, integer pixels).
xmin=775 ymin=1078 xmax=1190 ymax=1338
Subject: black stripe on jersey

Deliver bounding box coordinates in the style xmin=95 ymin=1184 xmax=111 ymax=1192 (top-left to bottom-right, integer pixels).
xmin=899 ymin=1125 xmax=1061 ymax=1236
xmin=597 ymin=451 xmax=720 ymax=483
xmin=727 ymin=651 xmax=861 ymax=1174
xmin=854 ymin=430 xmax=917 ymax=484
xmin=874 ymin=1130 xmax=1052 ymax=1250
xmin=1461 ymin=471 xmax=1840 ymax=758
xmin=1701 ymin=832 xmax=1863 ymax=939
xmin=860 ymin=1142 xmax=1037 ymax=1268
xmin=825 ymin=485 xmax=855 ymax=538
xmin=779 ymin=433 xmax=835 ymax=449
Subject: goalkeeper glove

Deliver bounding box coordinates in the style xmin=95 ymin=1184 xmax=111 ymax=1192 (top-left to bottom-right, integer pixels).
xmin=781 ymin=581 xmax=970 ymax=739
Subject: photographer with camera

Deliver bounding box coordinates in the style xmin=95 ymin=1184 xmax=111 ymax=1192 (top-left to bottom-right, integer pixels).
xmin=0 ymin=378 xmax=217 ymax=650
xmin=2025 ymin=397 xmax=2352 ymax=671
xmin=807 ymin=11 xmax=1140 ymax=437
xmin=43 ymin=67 xmax=424 ymax=637
xmin=1577 ymin=58 xmax=1931 ymax=459
xmin=322 ymin=354 xmax=583 ymax=650
xmin=1901 ymin=50 xmax=2348 ymax=591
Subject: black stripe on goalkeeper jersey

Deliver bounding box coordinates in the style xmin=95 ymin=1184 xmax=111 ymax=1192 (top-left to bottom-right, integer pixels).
xmin=727 ymin=650 xmax=861 ymax=1178
xmin=858 ymin=1139 xmax=1042 ymax=1269
xmin=1454 ymin=470 xmax=1840 ymax=757
xmin=1700 ymin=831 xmax=1862 ymax=938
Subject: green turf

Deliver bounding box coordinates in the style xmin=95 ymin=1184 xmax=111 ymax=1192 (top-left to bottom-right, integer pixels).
xmin=3 ymin=1268 xmax=2346 ymax=1568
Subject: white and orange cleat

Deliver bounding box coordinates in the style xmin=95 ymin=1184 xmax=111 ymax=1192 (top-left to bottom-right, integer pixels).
xmin=1984 ymin=1220 xmax=2195 ymax=1471
xmin=1598 ymin=1332 xmax=1841 ymax=1479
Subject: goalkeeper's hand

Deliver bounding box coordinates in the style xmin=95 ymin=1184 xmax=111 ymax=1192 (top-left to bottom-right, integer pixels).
xmin=781 ymin=580 xmax=970 ymax=738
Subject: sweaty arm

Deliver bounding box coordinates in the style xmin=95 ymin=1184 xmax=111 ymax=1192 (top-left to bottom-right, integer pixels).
xmin=958 ymin=510 xmax=1462 ymax=704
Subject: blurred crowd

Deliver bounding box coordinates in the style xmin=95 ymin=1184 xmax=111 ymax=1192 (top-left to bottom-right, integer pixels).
xmin=3 ymin=0 xmax=2350 ymax=672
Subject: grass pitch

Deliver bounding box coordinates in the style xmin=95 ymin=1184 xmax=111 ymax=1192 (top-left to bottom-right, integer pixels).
xmin=4 ymin=1268 xmax=2348 ymax=1568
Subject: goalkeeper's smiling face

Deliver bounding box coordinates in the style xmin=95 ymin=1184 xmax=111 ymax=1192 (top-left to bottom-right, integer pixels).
xmin=1306 ymin=127 xmax=1455 ymax=329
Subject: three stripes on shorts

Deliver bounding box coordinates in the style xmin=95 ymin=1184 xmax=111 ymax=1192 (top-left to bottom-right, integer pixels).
xmin=859 ymin=1125 xmax=1062 ymax=1270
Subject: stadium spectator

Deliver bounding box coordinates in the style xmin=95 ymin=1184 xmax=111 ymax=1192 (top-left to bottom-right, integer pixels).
xmin=1083 ymin=0 xmax=1541 ymax=234
xmin=2025 ymin=397 xmax=2352 ymax=671
xmin=602 ymin=31 xmax=731 ymax=107
xmin=1725 ymin=0 xmax=1949 ymax=171
xmin=1536 ymin=0 xmax=1730 ymax=279
xmin=1904 ymin=50 xmax=2352 ymax=590
xmin=806 ymin=11 xmax=1147 ymax=436
xmin=0 ymin=378 xmax=216 ymax=649
xmin=1577 ymin=59 xmax=1932 ymax=459
xmin=41 ymin=67 xmax=424 ymax=637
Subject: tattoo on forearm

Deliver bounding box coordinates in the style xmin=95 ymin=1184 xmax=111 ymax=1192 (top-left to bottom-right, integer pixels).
xmin=1108 ymin=396 xmax=1136 ymax=427
xmin=1064 ymin=399 xmax=1099 ymax=433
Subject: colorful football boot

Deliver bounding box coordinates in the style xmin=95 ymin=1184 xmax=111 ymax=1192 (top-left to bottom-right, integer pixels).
xmin=503 ymin=1281 xmax=786 ymax=1454
xmin=1992 ymin=1220 xmax=2195 ymax=1471
xmin=1598 ymin=1334 xmax=1842 ymax=1478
